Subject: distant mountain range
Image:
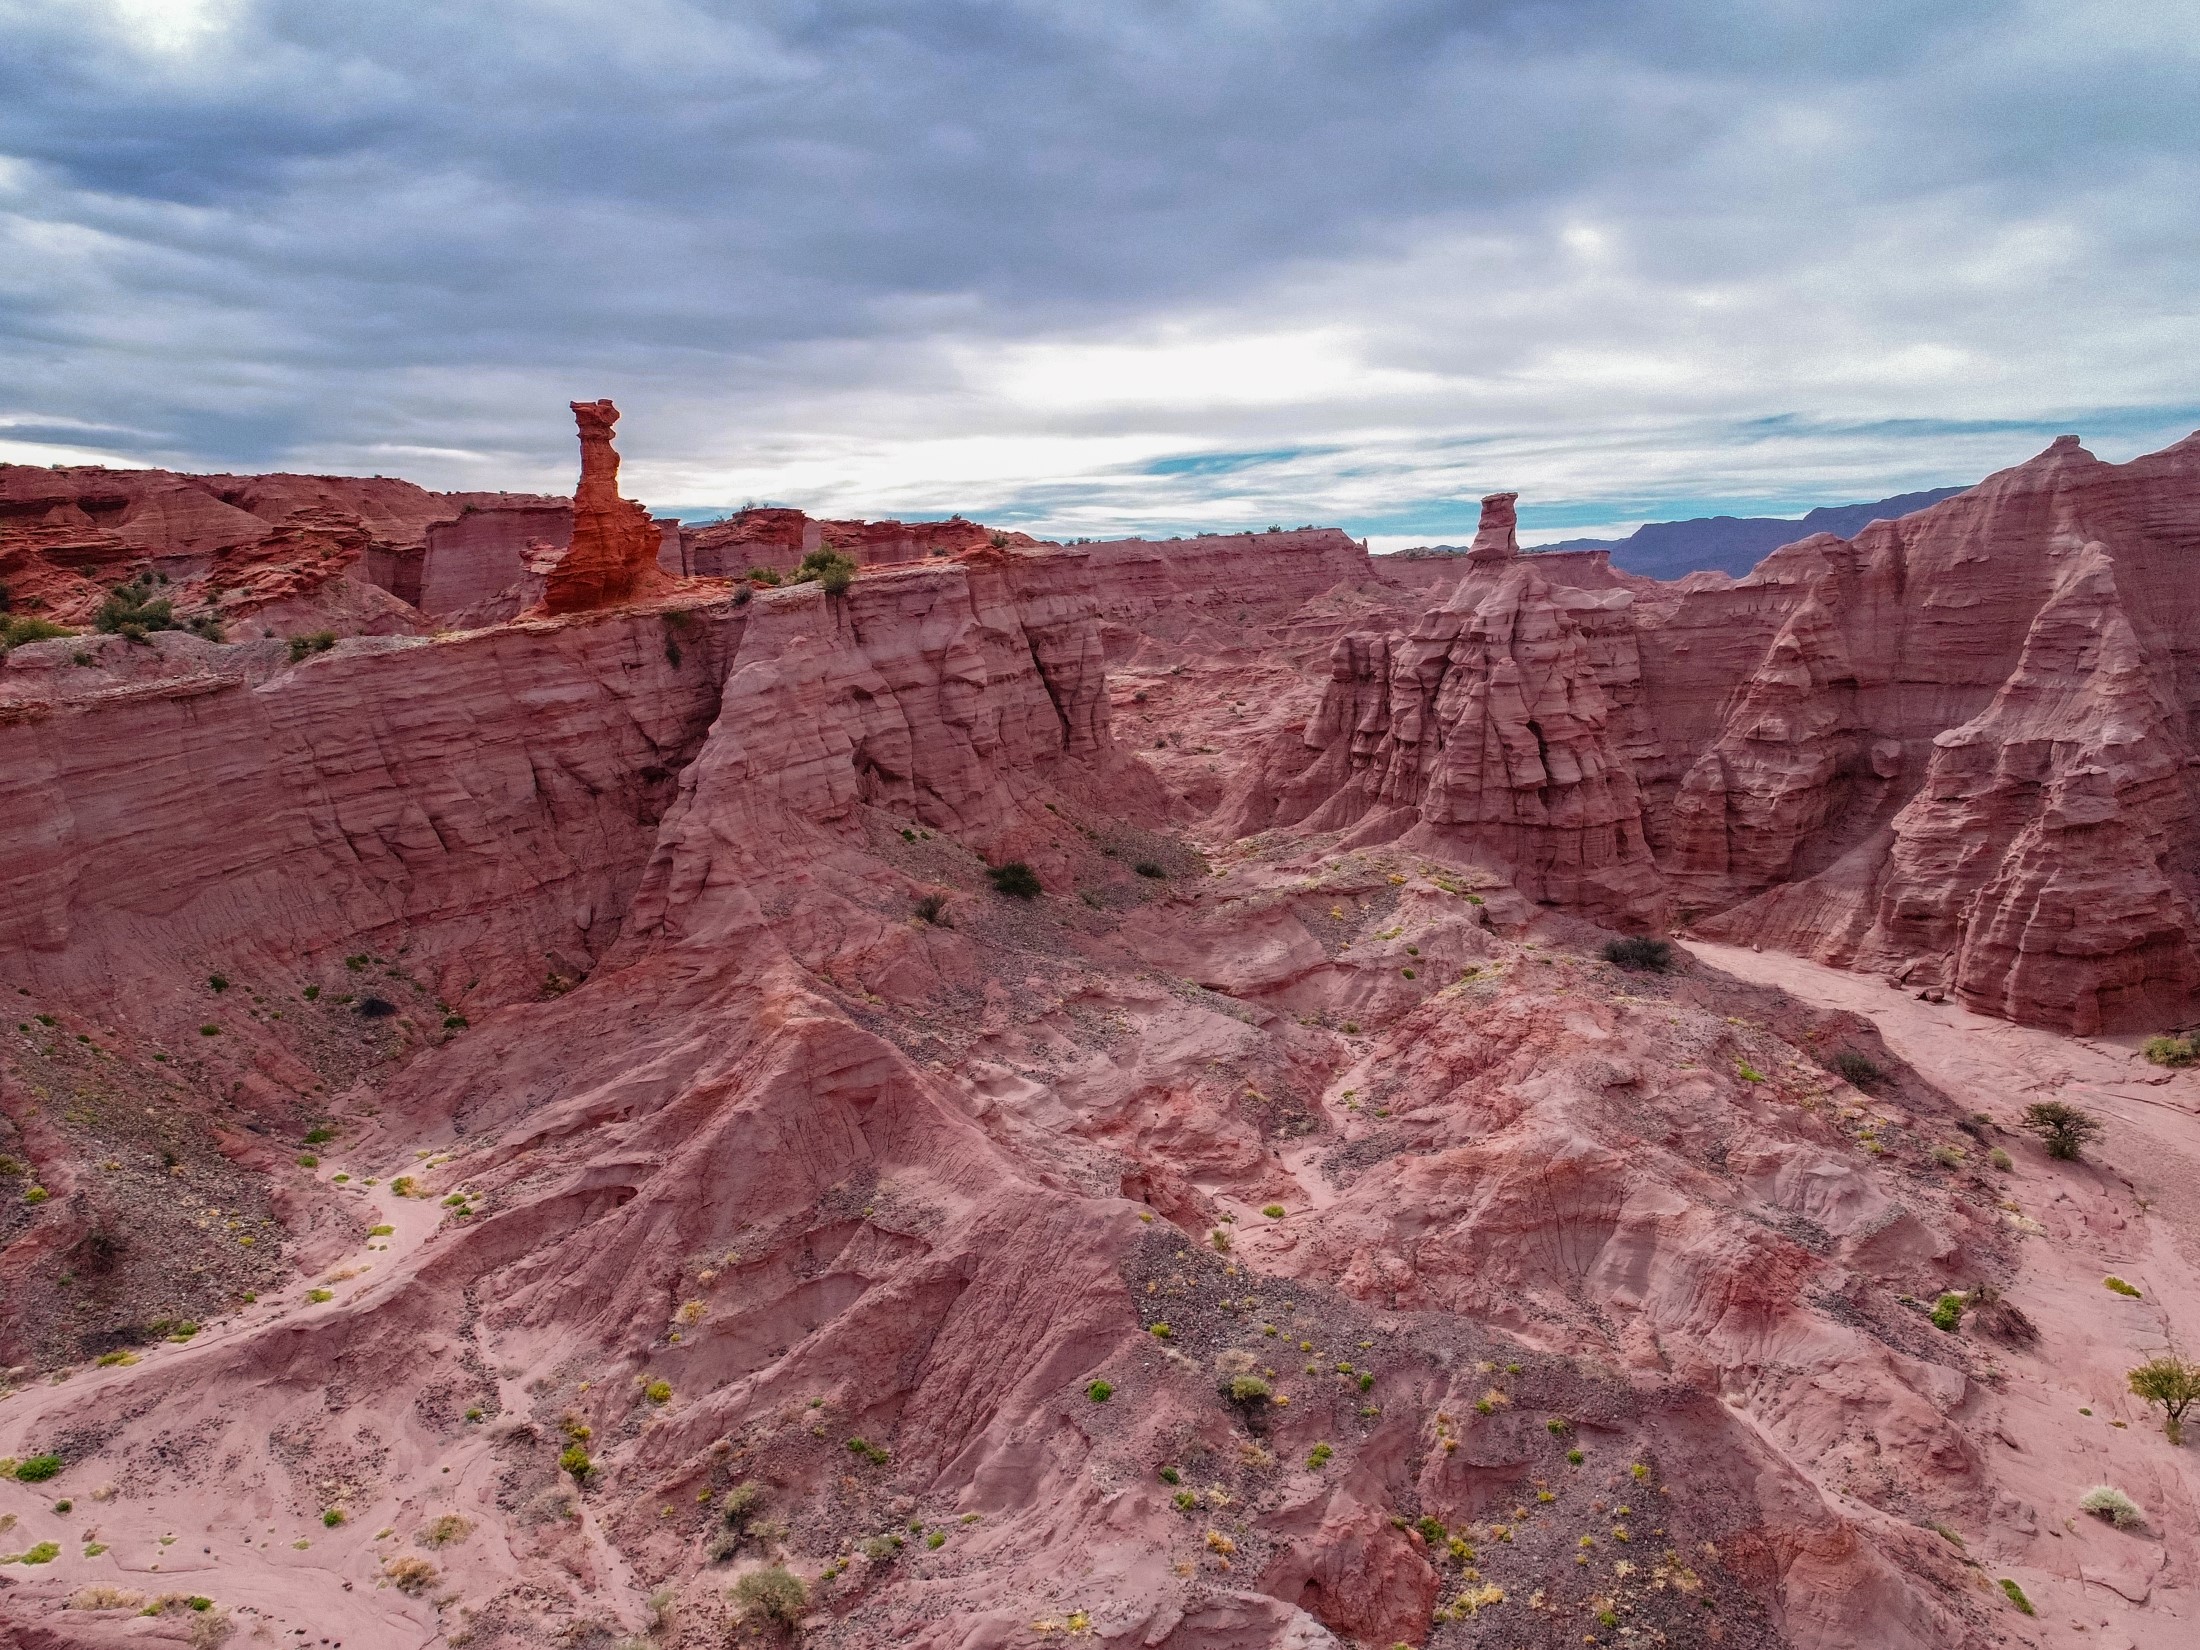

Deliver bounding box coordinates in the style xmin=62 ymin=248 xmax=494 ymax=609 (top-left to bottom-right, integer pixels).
xmin=1385 ymin=485 xmax=1972 ymax=580
xmin=1534 ymin=486 xmax=1972 ymax=579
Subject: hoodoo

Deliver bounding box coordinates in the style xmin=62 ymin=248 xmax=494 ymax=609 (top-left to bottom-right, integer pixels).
xmin=541 ymin=398 xmax=672 ymax=614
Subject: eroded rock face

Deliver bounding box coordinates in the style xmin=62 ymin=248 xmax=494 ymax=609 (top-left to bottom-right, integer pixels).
xmin=1257 ymin=431 xmax=2200 ymax=1029
xmin=1225 ymin=560 xmax=1663 ymax=923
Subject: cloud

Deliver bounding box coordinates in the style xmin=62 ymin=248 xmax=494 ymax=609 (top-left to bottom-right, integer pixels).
xmin=0 ymin=0 xmax=2194 ymax=540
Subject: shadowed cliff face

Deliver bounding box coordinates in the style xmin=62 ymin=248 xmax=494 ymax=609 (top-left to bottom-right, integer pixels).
xmin=3 ymin=432 xmax=2200 ymax=1650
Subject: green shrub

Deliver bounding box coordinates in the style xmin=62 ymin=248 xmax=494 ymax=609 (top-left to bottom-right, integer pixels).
xmin=1602 ymin=936 xmax=1674 ymax=973
xmin=2127 ymin=1353 xmax=2200 ymax=1443
xmin=2105 ymin=1276 xmax=2141 ymax=1298
xmin=795 ymin=548 xmax=858 ymax=595
xmin=733 ymin=1565 xmax=807 ymax=1625
xmin=846 ymin=1437 xmax=890 ymax=1465
xmin=1262 ymin=1204 xmax=1285 ymax=1218
xmin=2020 ymin=1100 xmax=2101 ymax=1161
xmin=644 ymin=1379 xmax=672 ymax=1404
xmin=1306 ymin=1443 xmax=1333 ymax=1468
xmin=304 ymin=1124 xmax=335 ymax=1144
xmin=1998 ymin=1578 xmax=2034 ymax=1615
xmin=94 ymin=575 xmax=182 ymax=643
xmin=987 ymin=860 xmax=1042 ymax=899
xmin=559 ymin=1443 xmax=592 ymax=1481
xmin=1157 ymin=1466 xmax=1179 ymax=1484
xmin=322 ymin=1508 xmax=345 ymax=1527
xmin=745 ymin=565 xmax=783 ymax=586
xmin=1829 ymin=1050 xmax=1884 ymax=1089
xmin=0 ymin=615 xmax=75 ymax=649
xmin=9 ymin=1541 xmax=60 ymax=1564
xmin=720 ymin=1480 xmax=765 ymax=1533
xmin=12 ymin=1454 xmax=61 ymax=1482
xmin=2143 ymin=1034 xmax=2198 ymax=1068
xmin=287 ymin=631 xmax=338 ymax=663
xmin=1222 ymin=1374 xmax=1272 ymax=1412
xmin=1086 ymin=1380 xmax=1114 ymax=1403
xmin=1989 ymin=1148 xmax=2012 ymax=1171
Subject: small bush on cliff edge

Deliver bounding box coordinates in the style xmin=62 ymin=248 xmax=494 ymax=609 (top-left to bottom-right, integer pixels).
xmin=1602 ymin=936 xmax=1674 ymax=973
xmin=795 ymin=548 xmax=857 ymax=595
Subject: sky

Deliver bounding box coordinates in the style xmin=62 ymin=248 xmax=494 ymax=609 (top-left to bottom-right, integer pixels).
xmin=1 ymin=1 xmax=2195 ymax=548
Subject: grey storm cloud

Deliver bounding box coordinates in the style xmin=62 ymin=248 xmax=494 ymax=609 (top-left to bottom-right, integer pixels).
xmin=1 ymin=0 xmax=2195 ymax=541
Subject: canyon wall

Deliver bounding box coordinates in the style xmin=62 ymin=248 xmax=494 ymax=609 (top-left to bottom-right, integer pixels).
xmin=1254 ymin=434 xmax=2200 ymax=1032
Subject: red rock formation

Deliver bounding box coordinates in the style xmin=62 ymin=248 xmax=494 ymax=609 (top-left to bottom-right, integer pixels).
xmin=8 ymin=426 xmax=2200 ymax=1650
xmin=684 ymin=508 xmax=1034 ymax=578
xmin=540 ymin=399 xmax=672 ymax=615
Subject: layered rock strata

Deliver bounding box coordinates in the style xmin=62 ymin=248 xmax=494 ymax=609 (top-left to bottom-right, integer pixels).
xmin=1252 ymin=432 xmax=2200 ymax=1029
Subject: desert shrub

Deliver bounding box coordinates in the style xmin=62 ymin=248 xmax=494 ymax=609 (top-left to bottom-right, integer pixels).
xmin=860 ymin=1533 xmax=902 ymax=1561
xmin=287 ymin=631 xmax=337 ymax=664
xmin=1989 ymin=1148 xmax=2012 ymax=1171
xmin=1998 ymin=1578 xmax=2034 ymax=1615
xmin=94 ymin=575 xmax=182 ymax=643
xmin=795 ymin=548 xmax=858 ymax=595
xmin=2020 ymin=1100 xmax=2101 ymax=1160
xmin=733 ymin=1566 xmax=807 ymax=1627
xmin=2143 ymin=1033 xmax=2198 ymax=1068
xmin=69 ymin=1585 xmax=145 ymax=1610
xmin=2079 ymin=1485 xmax=2143 ymax=1529
xmin=383 ymin=1554 xmax=438 ymax=1592
xmin=644 ymin=1379 xmax=672 ymax=1404
xmin=559 ymin=1444 xmax=592 ymax=1481
xmin=745 ymin=565 xmax=783 ymax=586
xmin=1306 ymin=1442 xmax=1333 ymax=1468
xmin=1930 ymin=1293 xmax=1964 ymax=1332
xmin=2105 ymin=1276 xmax=2142 ymax=1298
xmin=845 ymin=1437 xmax=890 ymax=1465
xmin=721 ymin=1480 xmax=766 ymax=1534
xmin=307 ymin=1288 xmax=333 ymax=1303
xmin=321 ymin=1507 xmax=345 ymax=1527
xmin=304 ymin=1124 xmax=335 ymax=1144
xmin=14 ymin=1454 xmax=61 ymax=1482
xmin=1 ymin=615 xmax=75 ymax=649
xmin=913 ymin=892 xmax=950 ymax=926
xmin=1829 ymin=1050 xmax=1884 ymax=1089
xmin=1261 ymin=1205 xmax=1285 ymax=1219
xmin=2127 ymin=1353 xmax=2200 ymax=1443
xmin=1221 ymin=1373 xmax=1272 ymax=1413
xmin=1602 ymin=936 xmax=1674 ymax=973
xmin=1086 ymin=1379 xmax=1113 ymax=1403
xmin=987 ymin=861 xmax=1042 ymax=899
xmin=1930 ymin=1143 xmax=1964 ymax=1169
xmin=417 ymin=1514 xmax=471 ymax=1548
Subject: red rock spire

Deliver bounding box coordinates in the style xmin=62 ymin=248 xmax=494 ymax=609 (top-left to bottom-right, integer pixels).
xmin=542 ymin=398 xmax=669 ymax=614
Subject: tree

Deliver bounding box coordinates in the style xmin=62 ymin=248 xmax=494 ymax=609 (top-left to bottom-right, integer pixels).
xmin=2019 ymin=1100 xmax=2102 ymax=1161
xmin=2127 ymin=1353 xmax=2200 ymax=1444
